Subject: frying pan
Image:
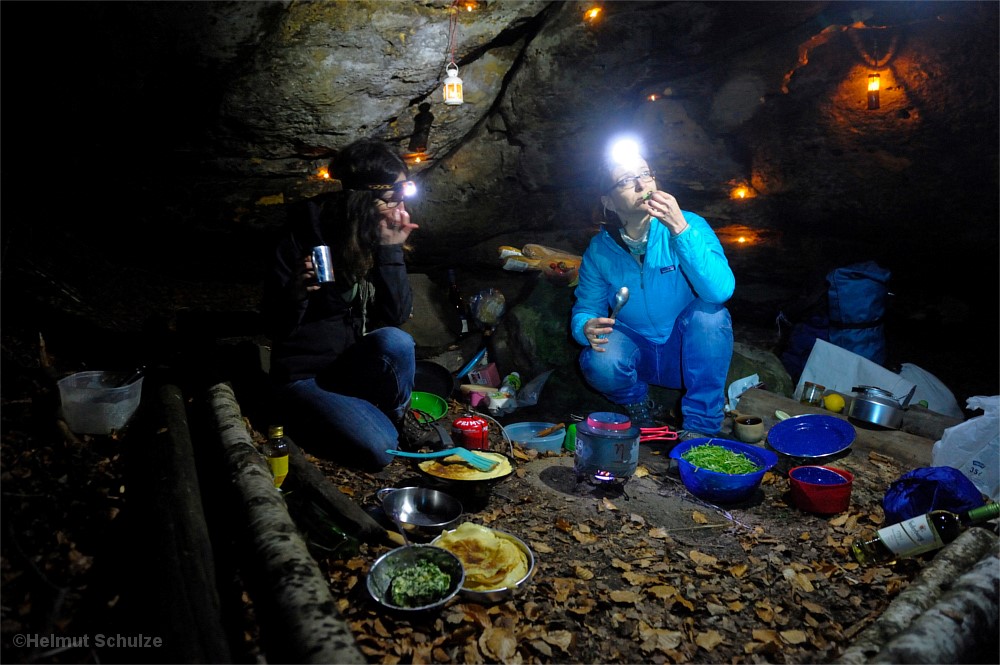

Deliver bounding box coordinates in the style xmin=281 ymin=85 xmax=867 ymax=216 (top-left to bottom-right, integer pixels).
xmin=414 ymin=360 xmax=456 ymax=401
xmin=412 ymin=452 xmax=516 ymax=504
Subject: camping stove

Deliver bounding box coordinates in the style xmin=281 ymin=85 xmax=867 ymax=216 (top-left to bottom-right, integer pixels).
xmin=574 ymin=412 xmax=640 ymax=488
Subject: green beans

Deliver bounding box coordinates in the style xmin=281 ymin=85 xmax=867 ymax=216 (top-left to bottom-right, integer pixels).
xmin=681 ymin=444 xmax=761 ymax=475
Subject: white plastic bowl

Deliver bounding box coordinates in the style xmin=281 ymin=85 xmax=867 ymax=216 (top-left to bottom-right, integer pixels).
xmin=57 ymin=371 xmax=143 ymax=435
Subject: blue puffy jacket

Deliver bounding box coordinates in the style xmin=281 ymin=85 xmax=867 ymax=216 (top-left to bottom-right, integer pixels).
xmin=571 ymin=212 xmax=735 ymax=346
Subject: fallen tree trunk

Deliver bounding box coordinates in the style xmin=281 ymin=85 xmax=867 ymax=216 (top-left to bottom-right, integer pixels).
xmin=121 ymin=381 xmax=232 ymax=663
xmin=284 ymin=436 xmax=405 ymax=547
xmin=837 ymin=527 xmax=1000 ymax=664
xmin=207 ymin=382 xmax=364 ymax=665
xmin=871 ymin=540 xmax=1000 ymax=664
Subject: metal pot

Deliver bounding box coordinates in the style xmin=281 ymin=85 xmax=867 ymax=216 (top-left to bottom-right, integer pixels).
xmin=377 ymin=487 xmax=464 ymax=542
xmin=574 ymin=412 xmax=640 ymax=485
xmin=847 ymin=385 xmax=914 ymax=429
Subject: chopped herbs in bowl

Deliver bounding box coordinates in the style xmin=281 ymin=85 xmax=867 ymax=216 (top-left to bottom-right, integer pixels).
xmin=669 ymin=438 xmax=778 ymax=503
xmin=390 ymin=559 xmax=451 ymax=608
xmin=366 ymin=545 xmax=465 ymax=612
xmin=681 ymin=444 xmax=762 ymax=475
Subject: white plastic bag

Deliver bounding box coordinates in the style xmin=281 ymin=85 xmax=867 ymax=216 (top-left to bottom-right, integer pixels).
xmin=931 ymin=395 xmax=1000 ymax=502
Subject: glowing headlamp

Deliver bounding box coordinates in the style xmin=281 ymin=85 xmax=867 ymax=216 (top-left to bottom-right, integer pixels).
xmin=366 ymin=180 xmax=417 ymax=200
xmin=608 ymin=138 xmax=644 ymax=169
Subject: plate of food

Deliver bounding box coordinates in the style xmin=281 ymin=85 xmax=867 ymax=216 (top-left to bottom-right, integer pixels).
xmin=431 ymin=522 xmax=535 ymax=602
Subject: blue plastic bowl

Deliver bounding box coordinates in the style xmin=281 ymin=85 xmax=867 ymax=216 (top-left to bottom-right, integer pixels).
xmin=502 ymin=422 xmax=565 ymax=452
xmin=668 ymin=438 xmax=778 ymax=503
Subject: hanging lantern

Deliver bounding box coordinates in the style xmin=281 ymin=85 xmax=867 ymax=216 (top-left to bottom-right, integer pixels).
xmin=443 ymin=62 xmax=464 ymax=105
xmin=867 ymin=73 xmax=880 ymax=110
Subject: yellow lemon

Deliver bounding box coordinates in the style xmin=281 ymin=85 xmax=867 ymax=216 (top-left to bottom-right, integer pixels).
xmin=823 ymin=393 xmax=846 ymax=413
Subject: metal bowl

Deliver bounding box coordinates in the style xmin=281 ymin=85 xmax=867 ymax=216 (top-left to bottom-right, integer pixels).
xmin=377 ymin=487 xmax=464 ymax=542
xmin=431 ymin=528 xmax=536 ymax=603
xmin=366 ymin=545 xmax=465 ymax=612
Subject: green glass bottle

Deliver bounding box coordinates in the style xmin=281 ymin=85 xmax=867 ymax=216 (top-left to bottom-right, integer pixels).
xmin=852 ymin=502 xmax=999 ymax=565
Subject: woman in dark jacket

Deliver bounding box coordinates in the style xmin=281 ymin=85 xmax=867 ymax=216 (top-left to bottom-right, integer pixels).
xmin=262 ymin=138 xmax=419 ymax=469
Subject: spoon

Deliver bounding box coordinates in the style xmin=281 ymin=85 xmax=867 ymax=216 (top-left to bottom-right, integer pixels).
xmin=598 ymin=287 xmax=630 ymax=341
xmin=609 ymin=286 xmax=629 ymax=319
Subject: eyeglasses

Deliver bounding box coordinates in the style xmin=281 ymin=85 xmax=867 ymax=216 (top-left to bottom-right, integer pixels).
xmin=608 ymin=170 xmax=655 ymax=192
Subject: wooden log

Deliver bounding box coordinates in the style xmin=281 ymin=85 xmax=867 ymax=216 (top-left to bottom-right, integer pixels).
xmin=284 ymin=436 xmax=405 ymax=547
xmin=836 ymin=527 xmax=999 ymax=664
xmin=207 ymin=382 xmax=364 ymax=665
xmin=736 ymin=388 xmax=934 ymax=468
xmin=122 ymin=381 xmax=232 ymax=663
xmin=870 ymin=535 xmax=1000 ymax=664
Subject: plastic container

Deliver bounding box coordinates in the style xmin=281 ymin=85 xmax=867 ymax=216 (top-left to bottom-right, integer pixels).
xmin=503 ymin=422 xmax=564 ymax=452
xmin=668 ymin=438 xmax=778 ymax=503
xmin=788 ymin=465 xmax=854 ymax=514
xmin=57 ymin=371 xmax=144 ymax=435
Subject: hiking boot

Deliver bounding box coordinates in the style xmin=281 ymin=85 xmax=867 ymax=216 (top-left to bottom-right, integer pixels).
xmin=623 ymin=398 xmax=659 ymax=428
xmin=397 ymin=407 xmax=437 ymax=451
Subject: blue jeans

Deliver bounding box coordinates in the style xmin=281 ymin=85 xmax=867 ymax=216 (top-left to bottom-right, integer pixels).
xmin=276 ymin=327 xmax=415 ymax=470
xmin=579 ymin=299 xmax=733 ymax=434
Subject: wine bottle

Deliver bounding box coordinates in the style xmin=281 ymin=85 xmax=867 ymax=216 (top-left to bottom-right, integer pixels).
xmin=447 ymin=268 xmax=470 ymax=336
xmin=851 ymin=502 xmax=999 ymax=565
xmin=263 ymin=425 xmax=290 ymax=489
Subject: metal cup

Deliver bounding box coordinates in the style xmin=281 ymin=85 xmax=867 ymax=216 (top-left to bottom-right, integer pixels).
xmin=311 ymin=245 xmax=334 ymax=283
xmin=800 ymin=381 xmax=826 ymax=407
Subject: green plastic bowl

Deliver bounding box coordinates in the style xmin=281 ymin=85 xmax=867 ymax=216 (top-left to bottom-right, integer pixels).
xmin=410 ymin=391 xmax=448 ymax=423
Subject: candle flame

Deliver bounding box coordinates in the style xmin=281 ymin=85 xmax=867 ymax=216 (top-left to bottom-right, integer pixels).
xmin=584 ymin=7 xmax=601 ymax=21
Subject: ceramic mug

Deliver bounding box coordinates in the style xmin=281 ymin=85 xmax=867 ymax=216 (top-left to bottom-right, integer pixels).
xmin=733 ymin=415 xmax=764 ymax=443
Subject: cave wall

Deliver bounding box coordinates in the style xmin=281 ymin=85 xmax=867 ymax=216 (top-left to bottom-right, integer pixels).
xmin=2 ymin=1 xmax=997 ymax=397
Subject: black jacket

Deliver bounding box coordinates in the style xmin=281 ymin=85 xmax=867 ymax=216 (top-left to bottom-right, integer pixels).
xmin=261 ymin=195 xmax=413 ymax=384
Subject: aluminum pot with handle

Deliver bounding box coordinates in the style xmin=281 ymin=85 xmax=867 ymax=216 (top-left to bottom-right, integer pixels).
xmin=847 ymin=385 xmax=913 ymax=429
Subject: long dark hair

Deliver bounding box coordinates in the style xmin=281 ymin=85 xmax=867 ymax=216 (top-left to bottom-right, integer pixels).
xmin=322 ymin=139 xmax=408 ymax=282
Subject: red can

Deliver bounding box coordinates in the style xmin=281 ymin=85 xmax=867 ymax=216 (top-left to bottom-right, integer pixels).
xmin=451 ymin=414 xmax=490 ymax=451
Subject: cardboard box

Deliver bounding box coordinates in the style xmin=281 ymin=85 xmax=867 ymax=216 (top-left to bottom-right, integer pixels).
xmin=468 ymin=362 xmax=500 ymax=388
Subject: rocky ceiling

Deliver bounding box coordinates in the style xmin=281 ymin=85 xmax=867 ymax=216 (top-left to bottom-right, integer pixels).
xmin=2 ymin=1 xmax=997 ymax=393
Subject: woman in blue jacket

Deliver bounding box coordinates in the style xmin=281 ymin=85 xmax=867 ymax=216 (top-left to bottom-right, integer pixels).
xmin=571 ymin=139 xmax=734 ymax=435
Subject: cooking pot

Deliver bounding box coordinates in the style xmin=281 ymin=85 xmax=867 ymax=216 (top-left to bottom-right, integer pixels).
xmin=376 ymin=487 xmax=464 ymax=542
xmin=848 ymin=385 xmax=914 ymax=429
xmin=574 ymin=412 xmax=640 ymax=485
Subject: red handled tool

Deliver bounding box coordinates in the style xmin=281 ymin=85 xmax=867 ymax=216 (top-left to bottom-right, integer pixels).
xmin=639 ymin=425 xmax=678 ymax=443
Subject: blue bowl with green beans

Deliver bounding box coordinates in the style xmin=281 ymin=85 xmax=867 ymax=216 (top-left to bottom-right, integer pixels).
xmin=668 ymin=438 xmax=778 ymax=503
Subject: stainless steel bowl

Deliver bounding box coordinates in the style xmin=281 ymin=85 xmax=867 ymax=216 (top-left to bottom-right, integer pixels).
xmin=431 ymin=528 xmax=536 ymax=602
xmin=378 ymin=487 xmax=464 ymax=542
xmin=366 ymin=545 xmax=465 ymax=612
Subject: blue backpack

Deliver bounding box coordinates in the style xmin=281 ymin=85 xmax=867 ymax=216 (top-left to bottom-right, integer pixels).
xmin=827 ymin=261 xmax=891 ymax=366
xmin=778 ymin=261 xmax=891 ymax=381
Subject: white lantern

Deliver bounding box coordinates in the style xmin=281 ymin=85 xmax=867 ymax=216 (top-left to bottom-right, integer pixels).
xmin=442 ymin=63 xmax=463 ymax=106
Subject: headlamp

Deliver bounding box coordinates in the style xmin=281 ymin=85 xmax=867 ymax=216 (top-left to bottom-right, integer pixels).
xmin=608 ymin=137 xmax=644 ymax=169
xmin=365 ymin=180 xmax=417 ymax=200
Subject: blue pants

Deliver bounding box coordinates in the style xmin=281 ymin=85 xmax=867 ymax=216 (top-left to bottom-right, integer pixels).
xmin=276 ymin=327 xmax=415 ymax=470
xmin=579 ymin=299 xmax=733 ymax=434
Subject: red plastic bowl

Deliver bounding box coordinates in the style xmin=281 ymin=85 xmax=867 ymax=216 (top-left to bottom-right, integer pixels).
xmin=788 ymin=465 xmax=854 ymax=514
